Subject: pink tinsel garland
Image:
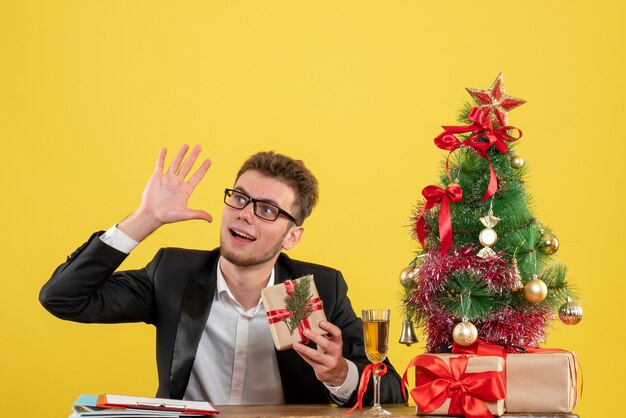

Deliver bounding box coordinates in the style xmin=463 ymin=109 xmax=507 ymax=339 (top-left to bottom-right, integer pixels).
xmin=406 ymin=245 xmax=554 ymax=352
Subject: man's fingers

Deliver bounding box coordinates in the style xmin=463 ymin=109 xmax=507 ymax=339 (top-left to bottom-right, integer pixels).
xmin=167 ymin=144 xmax=190 ymax=174
xmin=154 ymin=147 xmax=167 ymax=174
xmin=318 ymin=321 xmax=342 ymax=342
xmin=304 ymin=328 xmax=332 ymax=353
xmin=293 ymin=342 xmax=326 ymax=365
xmin=178 ymin=145 xmax=202 ymax=179
xmin=187 ymin=159 xmax=211 ymax=189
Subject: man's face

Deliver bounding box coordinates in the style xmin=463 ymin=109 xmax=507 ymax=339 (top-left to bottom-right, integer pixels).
xmin=220 ymin=170 xmax=302 ymax=267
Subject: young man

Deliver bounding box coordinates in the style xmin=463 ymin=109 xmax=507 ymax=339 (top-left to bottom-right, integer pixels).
xmin=40 ymin=145 xmax=404 ymax=406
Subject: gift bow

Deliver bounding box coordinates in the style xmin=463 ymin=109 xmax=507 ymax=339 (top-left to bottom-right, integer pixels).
xmin=266 ymin=279 xmax=323 ymax=344
xmin=401 ymin=354 xmax=505 ymax=418
xmin=416 ymin=183 xmax=463 ymax=255
xmin=345 ymin=363 xmax=388 ymax=414
xmin=434 ymin=107 xmax=522 ymax=201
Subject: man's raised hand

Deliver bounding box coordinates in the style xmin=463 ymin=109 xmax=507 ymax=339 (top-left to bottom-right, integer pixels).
xmin=118 ymin=144 xmax=212 ymax=242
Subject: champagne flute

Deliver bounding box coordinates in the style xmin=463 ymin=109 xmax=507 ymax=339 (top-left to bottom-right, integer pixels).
xmin=362 ymin=309 xmax=391 ymax=416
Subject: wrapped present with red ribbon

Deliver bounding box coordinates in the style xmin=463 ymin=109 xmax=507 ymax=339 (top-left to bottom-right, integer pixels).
xmin=505 ymin=352 xmax=579 ymax=413
xmin=402 ymin=353 xmax=506 ymax=418
xmin=261 ymin=274 xmax=327 ymax=350
xmin=452 ymin=339 xmax=581 ymax=413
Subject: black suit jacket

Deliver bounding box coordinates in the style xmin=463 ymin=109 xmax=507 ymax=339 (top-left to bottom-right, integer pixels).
xmin=40 ymin=232 xmax=405 ymax=405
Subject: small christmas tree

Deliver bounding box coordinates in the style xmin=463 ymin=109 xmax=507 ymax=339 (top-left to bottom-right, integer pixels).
xmin=401 ymin=74 xmax=583 ymax=352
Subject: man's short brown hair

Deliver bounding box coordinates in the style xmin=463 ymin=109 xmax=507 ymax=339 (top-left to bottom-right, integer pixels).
xmin=236 ymin=151 xmax=319 ymax=225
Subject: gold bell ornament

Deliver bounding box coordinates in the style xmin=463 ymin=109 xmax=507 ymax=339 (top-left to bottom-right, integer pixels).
xmin=558 ymin=297 xmax=583 ymax=325
xmin=398 ymin=315 xmax=419 ymax=346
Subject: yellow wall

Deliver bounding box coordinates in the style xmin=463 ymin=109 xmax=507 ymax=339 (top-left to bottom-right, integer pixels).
xmin=1 ymin=1 xmax=623 ymax=416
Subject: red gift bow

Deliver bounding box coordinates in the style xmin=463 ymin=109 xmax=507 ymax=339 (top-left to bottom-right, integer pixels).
xmin=452 ymin=339 xmax=583 ymax=405
xmin=266 ymin=279 xmax=323 ymax=344
xmin=345 ymin=362 xmax=388 ymax=414
xmin=416 ymin=183 xmax=463 ymax=255
xmin=434 ymin=107 xmax=522 ymax=201
xmin=401 ymin=354 xmax=505 ymax=418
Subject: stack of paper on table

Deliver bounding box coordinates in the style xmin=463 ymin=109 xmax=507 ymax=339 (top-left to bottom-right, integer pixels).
xmin=70 ymin=394 xmax=218 ymax=417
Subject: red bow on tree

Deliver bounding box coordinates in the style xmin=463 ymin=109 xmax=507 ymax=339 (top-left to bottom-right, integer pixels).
xmin=434 ymin=107 xmax=522 ymax=201
xmin=416 ymin=183 xmax=463 ymax=255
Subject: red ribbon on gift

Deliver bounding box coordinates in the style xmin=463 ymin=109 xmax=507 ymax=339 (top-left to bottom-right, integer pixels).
xmin=452 ymin=338 xmax=512 ymax=357
xmin=266 ymin=279 xmax=323 ymax=344
xmin=434 ymin=107 xmax=522 ymax=201
xmin=401 ymin=354 xmax=505 ymax=418
xmin=416 ymin=183 xmax=463 ymax=255
xmin=345 ymin=362 xmax=388 ymax=414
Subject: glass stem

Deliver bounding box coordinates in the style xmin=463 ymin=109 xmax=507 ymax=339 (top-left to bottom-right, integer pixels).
xmin=373 ymin=373 xmax=382 ymax=407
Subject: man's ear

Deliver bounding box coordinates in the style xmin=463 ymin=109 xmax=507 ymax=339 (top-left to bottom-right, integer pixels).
xmin=282 ymin=225 xmax=304 ymax=251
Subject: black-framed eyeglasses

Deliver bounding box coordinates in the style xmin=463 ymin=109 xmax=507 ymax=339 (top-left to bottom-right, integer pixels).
xmin=224 ymin=188 xmax=300 ymax=225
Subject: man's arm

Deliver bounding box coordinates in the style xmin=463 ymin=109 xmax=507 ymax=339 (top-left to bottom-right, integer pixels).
xmin=39 ymin=232 xmax=161 ymax=323
xmin=39 ymin=144 xmax=213 ymax=322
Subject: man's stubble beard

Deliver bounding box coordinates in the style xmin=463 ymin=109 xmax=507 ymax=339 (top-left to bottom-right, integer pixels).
xmin=220 ymin=226 xmax=290 ymax=267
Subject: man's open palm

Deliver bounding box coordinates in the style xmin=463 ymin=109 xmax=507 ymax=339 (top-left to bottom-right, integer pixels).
xmin=139 ymin=144 xmax=213 ymax=225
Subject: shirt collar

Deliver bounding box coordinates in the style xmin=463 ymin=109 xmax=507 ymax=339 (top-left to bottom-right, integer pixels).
xmin=216 ymin=256 xmax=275 ymax=314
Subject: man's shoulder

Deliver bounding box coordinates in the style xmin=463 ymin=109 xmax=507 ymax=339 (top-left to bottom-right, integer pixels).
xmin=153 ymin=246 xmax=220 ymax=268
xmin=160 ymin=246 xmax=219 ymax=257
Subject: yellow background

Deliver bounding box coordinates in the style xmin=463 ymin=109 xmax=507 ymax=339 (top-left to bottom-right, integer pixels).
xmin=1 ymin=1 xmax=623 ymax=417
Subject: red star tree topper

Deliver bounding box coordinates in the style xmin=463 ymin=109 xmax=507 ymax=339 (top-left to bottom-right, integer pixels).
xmin=465 ymin=73 xmax=526 ymax=127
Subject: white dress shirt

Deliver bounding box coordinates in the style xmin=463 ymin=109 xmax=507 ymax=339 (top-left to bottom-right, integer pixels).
xmin=100 ymin=225 xmax=358 ymax=404
xmin=183 ymin=262 xmax=284 ymax=404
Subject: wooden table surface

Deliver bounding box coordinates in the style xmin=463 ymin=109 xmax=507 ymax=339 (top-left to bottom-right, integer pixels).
xmin=213 ymin=404 xmax=580 ymax=417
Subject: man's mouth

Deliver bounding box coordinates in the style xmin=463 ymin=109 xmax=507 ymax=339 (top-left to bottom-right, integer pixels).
xmin=230 ymin=228 xmax=256 ymax=241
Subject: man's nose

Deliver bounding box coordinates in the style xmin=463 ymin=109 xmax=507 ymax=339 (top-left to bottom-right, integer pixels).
xmin=238 ymin=201 xmax=256 ymax=223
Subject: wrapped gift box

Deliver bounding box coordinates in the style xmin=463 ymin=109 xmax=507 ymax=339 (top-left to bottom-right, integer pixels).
xmin=406 ymin=353 xmax=506 ymax=417
xmin=261 ymin=275 xmax=327 ymax=350
xmin=505 ymin=351 xmax=578 ymax=413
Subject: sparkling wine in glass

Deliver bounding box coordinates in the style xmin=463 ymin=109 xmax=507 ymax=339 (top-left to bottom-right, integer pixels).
xmin=362 ymin=309 xmax=391 ymax=416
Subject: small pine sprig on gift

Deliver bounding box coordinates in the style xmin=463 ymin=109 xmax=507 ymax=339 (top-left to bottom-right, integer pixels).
xmin=283 ymin=276 xmax=314 ymax=336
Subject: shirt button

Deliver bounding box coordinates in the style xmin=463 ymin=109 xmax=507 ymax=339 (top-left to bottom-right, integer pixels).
xmin=237 ymin=351 xmax=244 ymax=356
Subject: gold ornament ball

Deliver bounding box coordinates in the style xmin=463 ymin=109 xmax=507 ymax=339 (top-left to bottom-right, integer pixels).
xmin=399 ymin=266 xmax=413 ymax=284
xmin=524 ymin=278 xmax=548 ymax=303
xmin=558 ymin=298 xmax=583 ymax=325
xmin=540 ymin=232 xmax=560 ymax=254
xmin=479 ymin=228 xmax=498 ymax=247
xmin=510 ymin=155 xmax=525 ymax=169
xmin=452 ymin=321 xmax=478 ymax=346
xmin=400 ymin=266 xmax=420 ymax=286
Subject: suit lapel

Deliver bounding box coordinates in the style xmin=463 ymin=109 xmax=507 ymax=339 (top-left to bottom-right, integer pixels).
xmin=169 ymin=252 xmax=219 ymax=399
